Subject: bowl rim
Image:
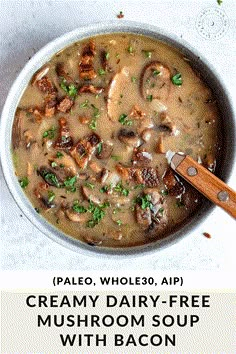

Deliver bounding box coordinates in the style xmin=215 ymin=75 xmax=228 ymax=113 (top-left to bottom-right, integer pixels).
xmin=1 ymin=20 xmax=235 ymax=258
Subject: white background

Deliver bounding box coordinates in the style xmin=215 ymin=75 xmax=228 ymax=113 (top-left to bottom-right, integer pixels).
xmin=0 ymin=0 xmax=235 ymax=271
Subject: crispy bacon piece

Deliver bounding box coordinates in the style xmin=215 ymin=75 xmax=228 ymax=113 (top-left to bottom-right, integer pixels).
xmin=57 ymin=96 xmax=74 ymax=113
xmin=70 ymin=133 xmax=101 ymax=169
xmin=36 ymin=76 xmax=57 ymax=94
xmin=79 ymin=39 xmax=97 ymax=80
xmin=54 ymin=117 xmax=73 ymax=150
xmin=78 ymin=85 xmax=104 ymax=95
xmin=129 ymin=105 xmax=146 ymax=120
xmin=44 ymin=94 xmax=57 ymax=117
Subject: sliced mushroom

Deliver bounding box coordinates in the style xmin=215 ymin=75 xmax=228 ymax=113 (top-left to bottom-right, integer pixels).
xmin=56 ymin=62 xmax=73 ymax=83
xmin=65 ymin=209 xmax=87 ymax=223
xmin=135 ymin=204 xmax=152 ymax=227
xmin=31 ymin=65 xmax=50 ymax=86
xmin=141 ymin=128 xmax=153 ymax=142
xmin=157 ymin=111 xmax=176 ymax=135
xmin=81 ymin=186 xmax=102 ymax=205
xmin=57 ymin=153 xmax=78 ymax=175
xmin=83 ymin=235 xmax=103 ymax=246
xmin=37 ymin=167 xmax=63 ymax=187
xmin=107 ymin=67 xmax=130 ymax=121
xmin=12 ymin=109 xmax=23 ymax=149
xmin=140 ymin=61 xmax=171 ymax=101
xmin=104 ymin=171 xmax=120 ymax=187
xmin=118 ymin=129 xmax=141 ymax=147
xmin=96 ymin=141 xmax=113 ymax=160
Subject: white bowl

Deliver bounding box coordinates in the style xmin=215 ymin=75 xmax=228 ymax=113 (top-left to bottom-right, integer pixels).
xmin=1 ymin=21 xmax=235 ymax=257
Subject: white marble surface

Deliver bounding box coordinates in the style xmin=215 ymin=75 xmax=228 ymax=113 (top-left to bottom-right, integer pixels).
xmin=0 ymin=0 xmax=235 ymax=271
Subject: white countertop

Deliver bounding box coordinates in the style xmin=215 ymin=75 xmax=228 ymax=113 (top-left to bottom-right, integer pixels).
xmin=1 ymin=0 xmax=236 ymax=271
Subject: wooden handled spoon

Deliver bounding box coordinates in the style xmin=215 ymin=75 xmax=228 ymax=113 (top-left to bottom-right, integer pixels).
xmin=166 ymin=151 xmax=236 ymax=219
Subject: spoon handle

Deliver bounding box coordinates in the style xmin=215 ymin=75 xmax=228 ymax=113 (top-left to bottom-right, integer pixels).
xmin=169 ymin=153 xmax=236 ymax=219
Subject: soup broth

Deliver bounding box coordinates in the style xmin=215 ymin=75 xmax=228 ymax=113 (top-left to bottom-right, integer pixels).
xmin=12 ymin=33 xmax=222 ymax=247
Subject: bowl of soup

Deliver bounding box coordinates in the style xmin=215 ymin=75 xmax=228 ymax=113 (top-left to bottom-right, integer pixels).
xmin=1 ymin=21 xmax=235 ymax=255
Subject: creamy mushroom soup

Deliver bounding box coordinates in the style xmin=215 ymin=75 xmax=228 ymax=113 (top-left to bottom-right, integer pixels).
xmin=12 ymin=33 xmax=222 ymax=247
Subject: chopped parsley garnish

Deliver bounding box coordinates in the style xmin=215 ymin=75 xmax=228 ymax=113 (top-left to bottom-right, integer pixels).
xmin=60 ymin=78 xmax=77 ymax=98
xmin=146 ymin=95 xmax=153 ymax=102
xmin=63 ymin=176 xmax=77 ymax=192
xmin=79 ymin=99 xmax=89 ymax=108
xmin=158 ymin=207 xmax=164 ymax=215
xmin=84 ymin=182 xmax=95 ymax=189
xmin=118 ymin=113 xmax=132 ymax=126
xmin=161 ymin=189 xmax=169 ymax=196
xmin=48 ymin=190 xmax=55 ymax=203
xmin=19 ymin=176 xmax=29 ymax=189
xmin=35 ymin=208 xmax=40 ymax=213
xmin=72 ymin=200 xmax=87 ymax=213
xmin=143 ymin=51 xmax=152 ymax=58
xmin=41 ymin=171 xmax=60 ymax=188
xmin=89 ymin=119 xmax=97 ymax=131
xmin=91 ymin=104 xmax=100 ymax=118
xmin=111 ymin=155 xmax=120 ymax=161
xmin=171 ymin=73 xmax=182 ymax=86
xmin=97 ymin=142 xmax=103 ymax=155
xmin=42 ymin=126 xmax=56 ymax=139
xmin=56 ymin=151 xmax=64 ymax=158
xmin=217 ymin=0 xmax=223 ymax=4
xmin=153 ymin=70 xmax=160 ymax=76
xmin=134 ymin=184 xmax=145 ymax=189
xmin=136 ymin=194 xmax=152 ymax=209
xmin=114 ymin=181 xmax=129 ymax=196
xmin=89 ymin=104 xmax=100 ymax=131
xmin=127 ymin=45 xmax=134 ymax=54
xmin=105 ymin=52 xmax=110 ymax=60
xmin=98 ymin=68 xmax=106 ymax=76
xmin=51 ymin=161 xmax=58 ymax=168
xmin=131 ymin=76 xmax=137 ymax=83
xmin=86 ymin=201 xmax=110 ymax=228
xmin=100 ymin=185 xmax=109 ymax=193
xmin=176 ymin=200 xmax=185 ymax=208
xmin=116 ymin=219 xmax=123 ymax=226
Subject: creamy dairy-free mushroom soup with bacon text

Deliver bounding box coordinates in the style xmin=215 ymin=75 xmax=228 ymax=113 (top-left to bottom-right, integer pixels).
xmin=12 ymin=33 xmax=222 ymax=247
